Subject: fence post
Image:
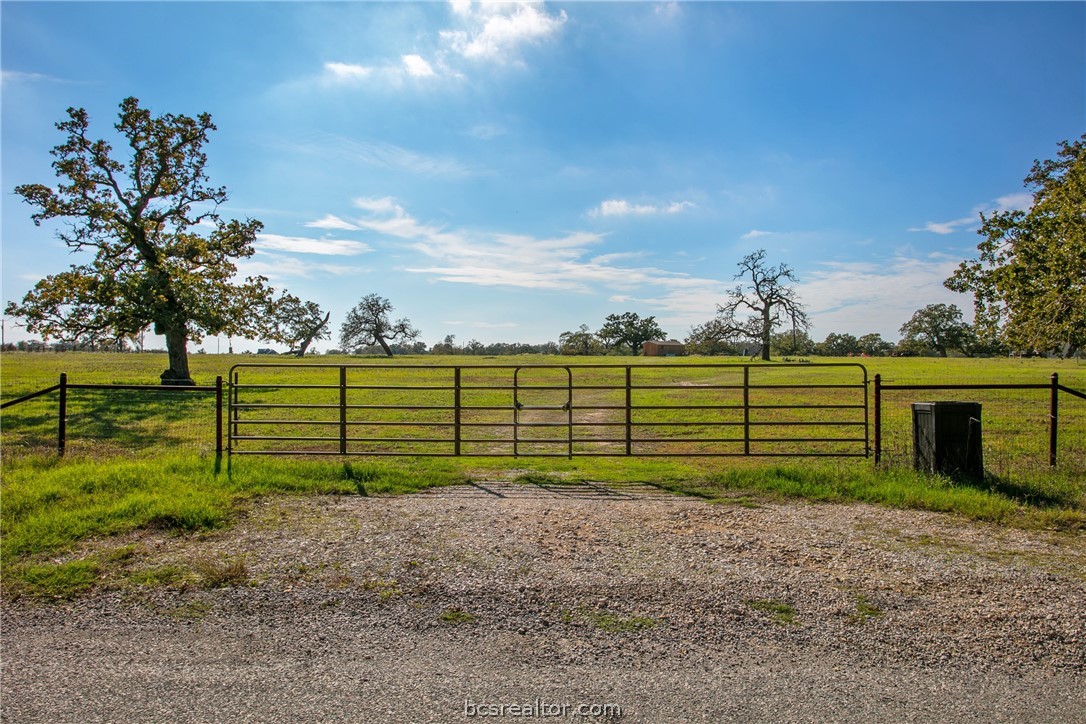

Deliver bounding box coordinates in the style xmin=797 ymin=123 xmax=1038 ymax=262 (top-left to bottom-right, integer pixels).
xmin=340 ymin=366 xmax=348 ymax=455
xmin=873 ymin=373 xmax=882 ymax=465
xmin=454 ymin=367 xmax=462 ymax=456
xmin=215 ymin=376 xmax=223 ymax=458
xmin=625 ymin=367 xmax=633 ymax=456
xmin=58 ymin=372 xmax=67 ymax=456
xmin=743 ymin=366 xmax=750 ymax=455
xmin=1050 ymin=372 xmax=1059 ymax=467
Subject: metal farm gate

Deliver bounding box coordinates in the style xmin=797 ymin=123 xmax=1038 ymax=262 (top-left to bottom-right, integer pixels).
xmin=227 ymin=363 xmax=869 ymax=459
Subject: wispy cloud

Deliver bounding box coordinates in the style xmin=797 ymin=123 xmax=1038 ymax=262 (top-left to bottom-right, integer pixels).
xmin=908 ymin=193 xmax=1034 ymax=235
xmin=313 ymin=1 xmax=567 ymax=92
xmin=277 ymin=134 xmax=473 ymax=178
xmin=238 ymin=253 xmax=370 ymax=281
xmin=255 ymin=233 xmax=371 ymax=256
xmin=589 ymin=198 xmax=696 ymax=218
xmin=402 ymin=54 xmax=436 ymax=78
xmin=797 ymin=254 xmax=967 ymax=336
xmin=323 ymin=62 xmax=373 ymax=83
xmin=336 ymin=196 xmax=716 ymax=295
xmin=741 ymin=229 xmax=774 ymax=240
xmin=1 ymin=70 xmax=74 ymax=85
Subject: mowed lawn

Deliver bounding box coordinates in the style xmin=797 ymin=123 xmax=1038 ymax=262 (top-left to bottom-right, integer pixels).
xmin=2 ymin=351 xmax=1084 ymax=600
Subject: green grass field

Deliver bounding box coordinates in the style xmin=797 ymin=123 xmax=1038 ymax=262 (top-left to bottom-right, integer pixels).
xmin=2 ymin=351 xmax=1084 ymax=599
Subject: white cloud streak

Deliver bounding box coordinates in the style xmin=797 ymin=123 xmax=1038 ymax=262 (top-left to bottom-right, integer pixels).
xmin=256 ymin=233 xmax=372 ymax=256
xmin=589 ymin=198 xmax=696 ymax=218
xmin=908 ymin=192 xmax=1034 ymax=235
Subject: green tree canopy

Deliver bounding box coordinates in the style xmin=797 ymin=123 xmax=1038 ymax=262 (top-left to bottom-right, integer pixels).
xmin=340 ymin=294 xmax=420 ymax=357
xmin=6 ymin=97 xmax=275 ymax=383
xmin=945 ymin=135 xmax=1086 ymax=357
xmin=596 ymin=312 xmax=665 ymax=355
xmin=898 ymin=304 xmax=974 ymax=357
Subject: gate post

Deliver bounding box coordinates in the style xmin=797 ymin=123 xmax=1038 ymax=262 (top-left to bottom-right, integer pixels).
xmin=454 ymin=367 xmax=462 ymax=456
xmin=1050 ymin=372 xmax=1059 ymax=467
xmin=58 ymin=373 xmax=67 ymax=456
xmin=339 ymin=366 xmax=348 ymax=455
xmin=742 ymin=366 xmax=750 ymax=455
xmin=625 ymin=367 xmax=633 ymax=455
xmin=873 ymin=374 xmax=882 ymax=465
xmin=215 ymin=375 xmax=223 ymax=458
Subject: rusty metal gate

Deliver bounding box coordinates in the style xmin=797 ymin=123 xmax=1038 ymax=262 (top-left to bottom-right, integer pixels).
xmin=227 ymin=362 xmax=869 ymax=458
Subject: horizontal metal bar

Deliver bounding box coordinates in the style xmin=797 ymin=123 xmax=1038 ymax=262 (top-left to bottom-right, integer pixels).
xmin=878 ymin=383 xmax=1051 ymax=391
xmin=1059 ymin=384 xmax=1086 ymax=400
xmin=0 ymin=384 xmax=61 ymax=409
xmin=229 ymin=450 xmax=869 ymax=458
xmin=68 ymin=383 xmax=219 ymax=392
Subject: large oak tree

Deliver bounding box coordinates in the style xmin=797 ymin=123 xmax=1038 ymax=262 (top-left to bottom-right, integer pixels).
xmin=7 ymin=97 xmax=276 ymax=383
xmin=945 ymin=135 xmax=1086 ymax=357
xmin=696 ymin=250 xmax=809 ymax=361
xmin=340 ymin=294 xmax=420 ymax=357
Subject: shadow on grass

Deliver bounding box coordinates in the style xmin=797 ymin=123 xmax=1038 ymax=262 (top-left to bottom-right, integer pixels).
xmin=2 ymin=388 xmax=217 ymax=453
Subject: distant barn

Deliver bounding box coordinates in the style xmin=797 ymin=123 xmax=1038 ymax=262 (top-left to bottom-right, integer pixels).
xmin=642 ymin=340 xmax=686 ymax=357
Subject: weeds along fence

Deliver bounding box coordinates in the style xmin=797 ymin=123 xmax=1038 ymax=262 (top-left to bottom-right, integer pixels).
xmin=0 ymin=374 xmax=223 ymax=457
xmin=873 ymin=372 xmax=1086 ymax=478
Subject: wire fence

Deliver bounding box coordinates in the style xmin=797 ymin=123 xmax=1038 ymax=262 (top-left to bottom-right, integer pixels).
xmin=874 ymin=373 xmax=1086 ymax=479
xmin=2 ymin=367 xmax=1083 ymax=480
xmin=1 ymin=375 xmax=222 ymax=458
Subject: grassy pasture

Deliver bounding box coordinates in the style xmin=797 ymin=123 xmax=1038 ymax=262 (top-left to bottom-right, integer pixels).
xmin=2 ymin=351 xmax=1084 ymax=599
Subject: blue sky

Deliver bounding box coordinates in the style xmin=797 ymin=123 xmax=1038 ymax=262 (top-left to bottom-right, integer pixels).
xmin=2 ymin=1 xmax=1083 ymax=352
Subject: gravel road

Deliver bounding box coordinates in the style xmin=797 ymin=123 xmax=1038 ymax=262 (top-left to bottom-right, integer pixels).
xmin=3 ymin=481 xmax=1085 ymax=723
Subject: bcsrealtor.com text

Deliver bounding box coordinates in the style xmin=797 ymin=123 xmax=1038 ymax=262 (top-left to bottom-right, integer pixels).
xmin=464 ymin=698 xmax=623 ymax=719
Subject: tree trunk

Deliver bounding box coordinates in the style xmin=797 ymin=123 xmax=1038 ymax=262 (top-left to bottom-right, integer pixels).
xmin=375 ymin=335 xmax=393 ymax=357
xmin=761 ymin=306 xmax=773 ymax=361
xmin=160 ymin=325 xmax=195 ymax=385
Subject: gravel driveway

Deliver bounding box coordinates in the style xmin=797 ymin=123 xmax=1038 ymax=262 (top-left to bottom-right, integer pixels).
xmin=3 ymin=481 xmax=1085 ymax=722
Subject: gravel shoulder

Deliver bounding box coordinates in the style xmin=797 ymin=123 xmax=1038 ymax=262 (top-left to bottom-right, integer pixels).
xmin=3 ymin=481 xmax=1085 ymax=723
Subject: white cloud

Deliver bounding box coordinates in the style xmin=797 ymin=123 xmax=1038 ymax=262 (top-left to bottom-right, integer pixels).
xmin=908 ymin=192 xmax=1034 ymax=235
xmin=255 ymin=234 xmax=372 ymax=256
xmin=238 ymin=253 xmax=370 ymax=281
xmin=994 ymin=193 xmax=1033 ymax=211
xmin=276 ymin=134 xmax=473 ymax=178
xmin=305 ymin=214 xmax=362 ymax=231
xmin=323 ymin=62 xmax=373 ymax=82
xmin=402 ymin=54 xmax=436 ymax=78
xmin=441 ymin=1 xmax=567 ymax=63
xmin=797 ymin=255 xmax=969 ymax=338
xmin=589 ymin=198 xmax=697 ymax=218
xmin=907 ymin=217 xmax=976 ymax=235
xmin=741 ymin=229 xmax=774 ymax=240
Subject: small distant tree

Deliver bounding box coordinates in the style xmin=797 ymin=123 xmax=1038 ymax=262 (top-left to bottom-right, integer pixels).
xmin=431 ymin=334 xmax=459 ymax=355
xmin=770 ymin=329 xmax=815 ymax=356
xmin=340 ymin=294 xmax=419 ymax=357
xmin=700 ymin=250 xmax=809 ymax=361
xmin=857 ymin=333 xmax=894 ymax=357
xmin=268 ymin=294 xmax=330 ymax=357
xmin=597 ymin=312 xmax=665 ymax=355
xmin=898 ymin=304 xmax=974 ymax=357
xmin=559 ymin=324 xmax=604 ymax=355
xmin=817 ymin=332 xmax=861 ymax=357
